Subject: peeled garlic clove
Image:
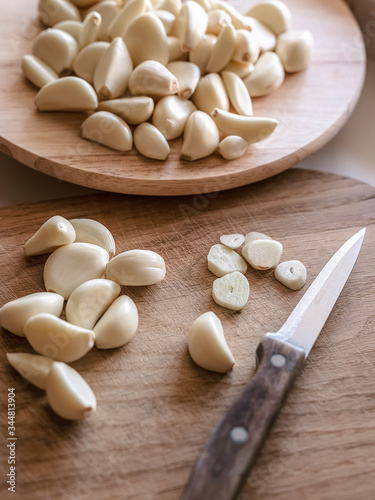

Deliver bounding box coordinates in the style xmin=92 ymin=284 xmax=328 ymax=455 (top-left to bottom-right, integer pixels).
xmin=81 ymin=111 xmax=133 ymax=152
xmin=134 ymin=123 xmax=170 ymax=160
xmin=98 ymin=96 xmax=154 ymax=125
xmin=232 ymin=29 xmax=260 ymax=65
xmin=124 ymin=13 xmax=169 ymax=66
xmin=188 ymin=311 xmax=235 ymax=373
xmin=274 ymin=260 xmax=307 ymax=290
xmin=223 ymin=60 xmax=254 ymax=78
xmin=0 ymin=292 xmax=64 ymax=337
xmin=245 ymin=0 xmax=292 ymax=36
xmin=46 ymin=362 xmax=97 ymax=420
xmin=38 ymin=0 xmax=81 ymax=27
xmin=218 ymin=135 xmax=249 ymax=160
xmin=94 ymin=37 xmax=133 ymax=100
xmin=276 ymin=29 xmax=313 ymax=73
xmin=94 ymin=296 xmax=138 ymax=349
xmin=188 ymin=34 xmax=216 ymax=74
xmin=245 ymin=231 xmax=271 ymax=244
xmin=168 ymin=35 xmax=187 ymax=61
xmin=212 ymin=271 xmax=250 ymax=311
xmin=177 ymin=1 xmax=208 ymax=51
xmin=66 ymin=279 xmax=120 ymax=329
xmin=192 ymin=73 xmax=229 ymax=114
xmin=243 ymin=51 xmax=285 ymax=97
xmin=21 ymin=55 xmax=59 ymax=88
xmin=33 ymin=28 xmax=78 ymax=76
xmin=166 ymin=61 xmax=200 ymax=100
xmin=69 ymin=218 xmax=116 ymax=257
xmin=220 ymin=233 xmax=245 ymax=249
xmin=72 ymin=41 xmax=109 ymax=83
xmin=152 ymin=95 xmax=196 ymax=140
xmin=192 ymin=0 xmax=211 ymax=11
xmin=221 ymin=71 xmax=253 ymax=116
xmin=180 ymin=110 xmax=219 ymax=161
xmin=242 ymin=239 xmax=283 ymax=270
xmin=129 ymin=60 xmax=178 ymax=97
xmin=44 ymin=242 xmax=109 ymax=299
xmin=207 ymin=243 xmax=247 ymax=277
xmin=205 ymin=23 xmax=236 ymax=73
xmin=70 ymin=0 xmax=102 ymax=5
xmin=105 ymin=249 xmax=166 ymax=285
xmin=24 ymin=215 xmax=76 ymax=256
xmin=209 ymin=1 xmax=250 ymax=30
xmin=88 ymin=0 xmax=121 ymax=41
xmin=35 ymin=76 xmax=98 ymax=111
xmin=54 ymin=20 xmax=82 ymax=41
xmin=154 ymin=9 xmax=176 ymax=35
xmin=211 ymin=108 xmax=278 ymax=144
xmin=24 ymin=313 xmax=95 ymax=363
xmin=156 ymin=0 xmax=181 ymax=17
xmin=6 ymin=353 xmax=54 ymax=390
xmin=243 ymin=16 xmax=276 ymax=52
xmin=108 ymin=0 xmax=150 ymax=39
xmin=206 ymin=9 xmax=231 ymax=35
xmin=78 ymin=11 xmax=102 ymax=48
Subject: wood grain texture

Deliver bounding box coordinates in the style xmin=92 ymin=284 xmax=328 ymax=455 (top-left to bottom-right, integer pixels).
xmin=0 ymin=169 xmax=374 ymax=500
xmin=0 ymin=0 xmax=366 ymax=195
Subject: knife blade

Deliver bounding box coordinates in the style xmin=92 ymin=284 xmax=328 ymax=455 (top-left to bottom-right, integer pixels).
xmin=181 ymin=228 xmax=366 ymax=500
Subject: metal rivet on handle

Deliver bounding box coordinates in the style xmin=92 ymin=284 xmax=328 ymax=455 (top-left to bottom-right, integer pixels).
xmin=271 ymin=353 xmax=287 ymax=368
xmin=230 ymin=426 xmax=249 ymax=444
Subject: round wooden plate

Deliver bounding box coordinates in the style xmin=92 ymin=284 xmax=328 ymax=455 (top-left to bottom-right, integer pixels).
xmin=0 ymin=0 xmax=366 ymax=195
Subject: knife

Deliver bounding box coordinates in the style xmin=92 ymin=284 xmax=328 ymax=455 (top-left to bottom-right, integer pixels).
xmin=181 ymin=228 xmax=366 ymax=500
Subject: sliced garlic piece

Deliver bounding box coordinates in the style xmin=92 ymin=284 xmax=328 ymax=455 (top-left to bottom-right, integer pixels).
xmin=33 ymin=28 xmax=79 ymax=76
xmin=192 ymin=73 xmax=229 ymax=114
xmin=221 ymin=71 xmax=253 ymax=116
xmin=245 ymin=0 xmax=292 ymax=36
xmin=35 ymin=76 xmax=98 ymax=111
xmin=24 ymin=215 xmax=76 ymax=256
xmin=24 ymin=313 xmax=95 ymax=363
xmin=98 ymin=96 xmax=154 ymax=125
xmin=124 ymin=13 xmax=169 ymax=66
xmin=275 ymin=260 xmax=306 ymax=290
xmin=276 ymin=29 xmax=313 ymax=73
xmin=223 ymin=60 xmax=254 ymax=78
xmin=188 ymin=311 xmax=235 ymax=373
xmin=219 ymin=234 xmax=245 ymax=249
xmin=177 ymin=1 xmax=208 ymax=51
xmin=78 ymin=11 xmax=102 ymax=48
xmin=94 ymin=37 xmax=133 ymax=100
xmin=166 ymin=61 xmax=200 ymax=100
xmin=207 ymin=243 xmax=247 ymax=277
xmin=152 ymin=95 xmax=196 ymax=140
xmin=180 ymin=110 xmax=219 ymax=161
xmin=81 ymin=111 xmax=133 ymax=152
xmin=105 ymin=249 xmax=166 ymax=285
xmin=66 ymin=279 xmax=120 ymax=329
xmin=217 ymin=135 xmax=249 ymax=160
xmin=6 ymin=353 xmax=54 ymax=390
xmin=21 ymin=55 xmax=58 ymax=89
xmin=212 ymin=271 xmax=249 ymax=311
xmin=72 ymin=41 xmax=109 ymax=83
xmin=243 ymin=16 xmax=276 ymax=52
xmin=154 ymin=9 xmax=176 ymax=35
xmin=108 ymin=0 xmax=150 ymax=39
xmin=243 ymin=51 xmax=285 ymax=97
xmin=245 ymin=231 xmax=271 ymax=244
xmin=94 ymin=296 xmax=138 ymax=349
xmin=156 ymin=0 xmax=181 ymax=16
xmin=0 ymin=292 xmax=64 ymax=337
xmin=168 ymin=35 xmax=187 ymax=61
xmin=232 ymin=29 xmax=260 ymax=65
xmin=88 ymin=0 xmax=121 ymax=41
xmin=188 ymin=33 xmax=216 ymax=74
xmin=46 ymin=362 xmax=97 ymax=420
xmin=69 ymin=218 xmax=116 ymax=257
xmin=206 ymin=9 xmax=231 ymax=35
xmin=44 ymin=242 xmax=109 ymax=299
xmin=242 ymin=239 xmax=283 ymax=270
xmin=134 ymin=123 xmax=170 ymax=160
xmin=38 ymin=0 xmax=81 ymax=27
xmin=129 ymin=60 xmax=178 ymax=97
xmin=54 ymin=20 xmax=82 ymax=41
xmin=205 ymin=23 xmax=236 ymax=73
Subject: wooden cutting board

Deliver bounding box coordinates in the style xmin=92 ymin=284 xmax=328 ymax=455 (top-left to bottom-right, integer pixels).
xmin=0 ymin=169 xmax=374 ymax=500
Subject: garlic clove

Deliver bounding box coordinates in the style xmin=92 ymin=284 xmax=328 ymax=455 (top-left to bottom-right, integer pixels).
xmin=152 ymin=95 xmax=196 ymax=140
xmin=275 ymin=29 xmax=314 ymax=73
xmin=24 ymin=215 xmax=76 ymax=256
xmin=205 ymin=23 xmax=236 ymax=74
xmin=274 ymin=260 xmax=307 ymax=290
xmin=105 ymin=249 xmax=166 ymax=285
xmin=88 ymin=0 xmax=121 ymax=41
xmin=243 ymin=51 xmax=285 ymax=97
xmin=232 ymin=29 xmax=260 ymax=65
xmin=211 ymin=108 xmax=278 ymax=144
xmin=212 ymin=271 xmax=250 ymax=311
xmin=244 ymin=231 xmax=271 ymax=244
xmin=108 ymin=0 xmax=150 ymax=39
xmin=35 ymin=76 xmax=98 ymax=111
xmin=156 ymin=0 xmax=181 ymax=17
xmin=98 ymin=96 xmax=154 ymax=125
xmin=72 ymin=41 xmax=109 ymax=83
xmin=168 ymin=35 xmax=188 ymax=62
xmin=206 ymin=9 xmax=231 ymax=35
xmin=134 ymin=122 xmax=170 ymax=160
xmin=46 ymin=362 xmax=97 ymax=420
xmin=54 ymin=20 xmax=83 ymax=41
xmin=21 ymin=55 xmax=59 ymax=89
xmin=176 ymin=1 xmax=208 ymax=51
xmin=33 ymin=28 xmax=78 ymax=76
xmin=217 ymin=135 xmax=249 ymax=160
xmin=192 ymin=73 xmax=229 ymax=114
xmin=78 ymin=11 xmax=102 ymax=48
xmin=188 ymin=311 xmax=235 ymax=373
xmin=242 ymin=16 xmax=276 ymax=52
xmin=188 ymin=34 xmax=216 ymax=74
xmin=81 ymin=111 xmax=133 ymax=152
xmin=245 ymin=0 xmax=292 ymax=36
xmin=69 ymin=218 xmax=116 ymax=257
xmin=66 ymin=278 xmax=121 ymax=329
xmin=128 ymin=60 xmax=178 ymax=98
xmin=24 ymin=313 xmax=95 ymax=363
xmin=154 ymin=9 xmax=176 ymax=35
xmin=6 ymin=353 xmax=54 ymax=390
xmin=219 ymin=233 xmax=245 ymax=249
xmin=38 ymin=0 xmax=81 ymax=27
xmin=0 ymin=292 xmax=64 ymax=337
xmin=242 ymin=239 xmax=283 ymax=270
xmin=94 ymin=295 xmax=138 ymax=349
xmin=209 ymin=1 xmax=250 ymax=30
xmin=207 ymin=243 xmax=247 ymax=277
xmin=221 ymin=71 xmax=253 ymax=116
xmin=70 ymin=0 xmax=104 ymax=6
xmin=192 ymin=0 xmax=211 ymax=11
xmin=43 ymin=242 xmax=109 ymax=299
xmin=166 ymin=61 xmax=200 ymax=100
xmin=223 ymin=60 xmax=254 ymax=78
xmin=180 ymin=110 xmax=219 ymax=161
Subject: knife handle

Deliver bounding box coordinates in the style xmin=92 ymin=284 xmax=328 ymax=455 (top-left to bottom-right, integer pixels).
xmin=181 ymin=336 xmax=306 ymax=500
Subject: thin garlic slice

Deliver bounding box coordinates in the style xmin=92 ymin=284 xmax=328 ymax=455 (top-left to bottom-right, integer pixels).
xmin=221 ymin=71 xmax=253 ymax=116
xmin=243 ymin=50 xmax=285 ymax=97
xmin=108 ymin=0 xmax=150 ymax=39
xmin=232 ymin=29 xmax=260 ymax=65
xmin=88 ymin=0 xmax=121 ymax=41
xmin=152 ymin=95 xmax=196 ymax=140
xmin=274 ymin=260 xmax=307 ymax=290
xmin=212 ymin=271 xmax=250 ymax=311
xmin=188 ymin=34 xmax=216 ymax=74
xmin=46 ymin=362 xmax=97 ymax=420
xmin=176 ymin=0 xmax=208 ymax=51
xmin=81 ymin=111 xmax=133 ymax=152
xmin=220 ymin=234 xmax=245 ymax=249
xmin=21 ymin=55 xmax=58 ymax=89
xmin=242 ymin=239 xmax=283 ymax=270
xmin=105 ymin=249 xmax=166 ymax=285
xmin=129 ymin=60 xmax=178 ymax=98
xmin=98 ymin=96 xmax=154 ymax=125
xmin=205 ymin=23 xmax=236 ymax=73
xmin=24 ymin=313 xmax=95 ymax=363
xmin=217 ymin=135 xmax=249 ymax=160
xmin=94 ymin=296 xmax=138 ymax=349
xmin=69 ymin=218 xmax=116 ymax=257
xmin=188 ymin=311 xmax=235 ymax=373
xmin=275 ymin=29 xmax=313 ymax=73
xmin=245 ymin=0 xmax=292 ymax=36
xmin=72 ymin=41 xmax=109 ymax=83
xmin=35 ymin=76 xmax=98 ymax=111
xmin=24 ymin=215 xmax=76 ymax=256
xmin=207 ymin=243 xmax=247 ymax=277
xmin=192 ymin=73 xmax=229 ymax=114
xmin=180 ymin=110 xmax=219 ymax=161
xmin=79 ymin=11 xmax=102 ymax=48
xmin=33 ymin=28 xmax=78 ymax=76
xmin=7 ymin=353 xmax=54 ymax=390
xmin=166 ymin=61 xmax=200 ymax=100
xmin=245 ymin=231 xmax=271 ymax=244
xmin=38 ymin=0 xmax=81 ymax=27
xmin=243 ymin=16 xmax=276 ymax=52
xmin=134 ymin=123 xmax=170 ymax=160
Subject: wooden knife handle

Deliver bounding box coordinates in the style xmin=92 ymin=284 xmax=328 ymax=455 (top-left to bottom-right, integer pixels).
xmin=181 ymin=336 xmax=306 ymax=500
